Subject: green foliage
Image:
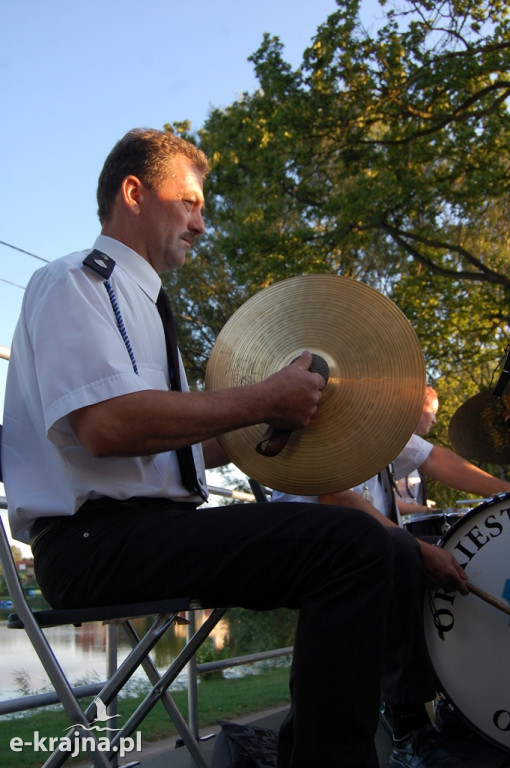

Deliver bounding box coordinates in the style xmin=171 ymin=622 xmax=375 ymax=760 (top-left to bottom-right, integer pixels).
xmin=226 ymin=607 xmax=298 ymax=655
xmin=169 ymin=0 xmax=509 ymax=371
xmin=195 ymin=639 xmax=229 ymax=680
xmin=165 ymin=0 xmax=510 ymax=491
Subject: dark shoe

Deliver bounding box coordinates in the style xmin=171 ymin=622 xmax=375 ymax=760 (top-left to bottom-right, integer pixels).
xmin=389 ymin=723 xmax=467 ymax=767
xmin=433 ymin=697 xmax=473 ymax=740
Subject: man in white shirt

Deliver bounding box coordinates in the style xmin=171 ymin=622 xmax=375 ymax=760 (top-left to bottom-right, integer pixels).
xmin=395 ymin=386 xmax=438 ymax=511
xmin=2 ymin=128 xmax=398 ymax=768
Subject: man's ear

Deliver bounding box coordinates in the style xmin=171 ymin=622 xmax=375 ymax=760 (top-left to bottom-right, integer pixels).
xmin=121 ymin=175 xmax=144 ymax=216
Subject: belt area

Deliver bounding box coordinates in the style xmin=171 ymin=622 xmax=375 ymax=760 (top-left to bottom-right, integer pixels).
xmin=28 ymin=496 xmax=199 ymax=547
xmin=29 ymin=516 xmax=61 ymax=548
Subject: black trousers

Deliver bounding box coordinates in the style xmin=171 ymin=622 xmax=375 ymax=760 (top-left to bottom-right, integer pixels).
xmin=33 ymin=498 xmax=393 ymax=768
xmin=381 ymin=528 xmax=437 ymax=706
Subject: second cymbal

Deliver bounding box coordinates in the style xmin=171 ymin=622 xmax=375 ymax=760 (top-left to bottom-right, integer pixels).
xmin=449 ymin=390 xmax=510 ymax=464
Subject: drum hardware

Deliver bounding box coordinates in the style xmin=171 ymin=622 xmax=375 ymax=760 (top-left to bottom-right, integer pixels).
xmin=205 ymin=274 xmax=425 ymax=495
xmin=442 ymin=509 xmax=465 ymax=533
xmin=455 ymin=499 xmax=489 ymax=507
xmin=400 ymin=509 xmax=464 ymax=538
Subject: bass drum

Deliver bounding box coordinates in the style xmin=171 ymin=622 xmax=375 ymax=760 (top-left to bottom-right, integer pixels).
xmin=424 ymin=492 xmax=510 ymax=753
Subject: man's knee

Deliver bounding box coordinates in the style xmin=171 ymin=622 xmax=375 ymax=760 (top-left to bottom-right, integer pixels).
xmin=386 ymin=526 xmax=424 ymax=590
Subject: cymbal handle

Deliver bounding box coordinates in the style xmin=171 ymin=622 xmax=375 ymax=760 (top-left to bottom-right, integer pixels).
xmin=256 ymin=427 xmax=292 ymax=457
xmin=255 ymin=354 xmax=329 ymax=458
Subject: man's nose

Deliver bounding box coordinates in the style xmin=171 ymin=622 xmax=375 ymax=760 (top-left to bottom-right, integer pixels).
xmin=190 ymin=210 xmax=205 ymax=235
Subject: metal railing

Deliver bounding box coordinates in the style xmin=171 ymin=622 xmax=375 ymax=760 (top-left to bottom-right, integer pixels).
xmin=0 ymin=641 xmax=293 ymax=720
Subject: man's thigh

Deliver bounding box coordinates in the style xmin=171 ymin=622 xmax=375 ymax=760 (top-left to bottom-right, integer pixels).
xmin=34 ymin=499 xmax=387 ymax=608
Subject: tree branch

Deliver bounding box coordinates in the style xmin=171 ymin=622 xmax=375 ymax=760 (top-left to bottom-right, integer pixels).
xmin=380 ymin=223 xmax=510 ymax=288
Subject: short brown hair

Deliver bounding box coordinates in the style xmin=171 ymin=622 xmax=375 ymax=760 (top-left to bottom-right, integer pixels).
xmin=424 ymin=385 xmax=438 ymax=406
xmin=97 ymin=128 xmax=210 ymax=224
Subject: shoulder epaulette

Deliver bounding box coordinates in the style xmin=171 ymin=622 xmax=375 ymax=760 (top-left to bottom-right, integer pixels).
xmin=82 ymin=249 xmax=116 ymax=280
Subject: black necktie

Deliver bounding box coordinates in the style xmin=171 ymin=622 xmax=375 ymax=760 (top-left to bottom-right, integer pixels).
xmin=156 ymin=288 xmax=207 ymax=500
xmin=379 ymin=465 xmax=399 ymax=523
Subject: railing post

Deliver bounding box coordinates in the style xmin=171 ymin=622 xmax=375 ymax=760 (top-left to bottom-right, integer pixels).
xmin=106 ymin=623 xmax=119 ymax=767
xmin=186 ymin=610 xmax=200 ymax=738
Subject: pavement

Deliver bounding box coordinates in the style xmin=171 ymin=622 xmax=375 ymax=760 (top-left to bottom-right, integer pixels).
xmin=73 ymin=703 xmax=510 ymax=767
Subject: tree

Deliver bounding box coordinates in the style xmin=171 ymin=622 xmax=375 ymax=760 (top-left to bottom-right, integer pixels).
xmin=164 ymin=0 xmax=510 ymax=487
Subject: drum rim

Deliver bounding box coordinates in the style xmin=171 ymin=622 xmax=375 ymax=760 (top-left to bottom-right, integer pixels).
xmin=437 ymin=491 xmax=510 ymax=546
xmin=401 ymin=512 xmax=446 ymax=530
xmin=401 ymin=510 xmax=446 ymax=521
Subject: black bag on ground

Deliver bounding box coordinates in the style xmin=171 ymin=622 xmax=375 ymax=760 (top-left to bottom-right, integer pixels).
xmin=211 ymin=721 xmax=278 ymax=768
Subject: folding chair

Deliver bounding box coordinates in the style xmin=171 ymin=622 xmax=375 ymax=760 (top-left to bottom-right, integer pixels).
xmin=0 ymin=425 xmax=227 ymax=768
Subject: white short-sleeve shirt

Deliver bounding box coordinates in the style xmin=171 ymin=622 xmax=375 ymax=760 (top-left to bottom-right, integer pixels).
xmin=2 ymin=235 xmax=207 ymax=543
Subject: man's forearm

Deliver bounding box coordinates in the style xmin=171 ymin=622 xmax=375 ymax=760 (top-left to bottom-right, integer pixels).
xmin=420 ymin=445 xmax=510 ymax=497
xmin=68 ymin=387 xmax=271 ymax=458
xmin=67 ymin=352 xmax=326 ymax=459
xmin=319 ymin=490 xmax=397 ymax=528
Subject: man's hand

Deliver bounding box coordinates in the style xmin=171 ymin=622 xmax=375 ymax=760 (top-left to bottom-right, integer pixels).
xmin=260 ymin=351 xmax=327 ymax=432
xmin=419 ymin=540 xmax=469 ymax=594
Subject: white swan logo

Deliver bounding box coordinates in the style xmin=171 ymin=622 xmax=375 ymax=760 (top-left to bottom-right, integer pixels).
xmin=90 ymin=697 xmax=122 ymax=730
xmin=63 ymin=697 xmax=121 ymax=733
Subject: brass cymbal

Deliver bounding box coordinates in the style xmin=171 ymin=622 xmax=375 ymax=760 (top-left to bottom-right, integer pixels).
xmin=449 ymin=390 xmax=510 ymax=464
xmin=205 ymin=274 xmax=426 ymax=495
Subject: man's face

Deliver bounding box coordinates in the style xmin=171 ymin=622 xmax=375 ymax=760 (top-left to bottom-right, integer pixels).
xmin=415 ymin=396 xmax=439 ymax=436
xmin=138 ymin=154 xmax=206 ymax=274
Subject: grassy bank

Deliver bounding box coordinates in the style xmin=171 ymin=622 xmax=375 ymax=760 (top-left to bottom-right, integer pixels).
xmin=0 ymin=666 xmax=290 ymax=768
